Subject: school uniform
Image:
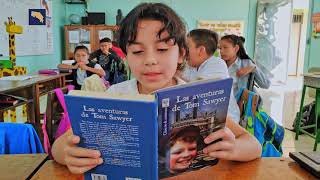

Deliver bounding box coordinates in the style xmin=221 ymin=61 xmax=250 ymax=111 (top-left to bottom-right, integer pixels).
xmin=181 ymin=56 xmax=240 ymax=123
xmin=228 ymin=57 xmax=270 ymax=96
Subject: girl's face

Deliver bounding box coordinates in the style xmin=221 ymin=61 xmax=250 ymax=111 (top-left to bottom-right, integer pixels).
xmin=74 ymin=49 xmax=89 ymax=63
xmin=170 ymin=139 xmax=197 ymax=172
xmin=186 ymin=37 xmax=202 ymax=67
xmin=219 ymin=39 xmax=238 ymax=62
xmin=126 ymin=20 xmax=184 ymax=94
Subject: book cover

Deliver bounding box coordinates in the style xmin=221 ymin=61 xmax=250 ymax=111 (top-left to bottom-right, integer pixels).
xmin=156 ymin=78 xmax=233 ymax=178
xmin=65 ymin=92 xmax=158 ymax=180
xmin=65 ymin=78 xmax=232 ymax=180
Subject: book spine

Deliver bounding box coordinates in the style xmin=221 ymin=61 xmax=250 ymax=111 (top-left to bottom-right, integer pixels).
xmin=152 ymin=103 xmax=159 ymax=180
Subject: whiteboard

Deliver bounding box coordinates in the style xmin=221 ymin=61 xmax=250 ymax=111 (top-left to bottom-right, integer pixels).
xmin=0 ymin=0 xmax=53 ymax=56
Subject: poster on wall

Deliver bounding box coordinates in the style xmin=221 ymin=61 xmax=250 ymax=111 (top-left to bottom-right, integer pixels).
xmin=197 ymin=20 xmax=244 ymax=38
xmin=312 ymin=12 xmax=320 ymax=38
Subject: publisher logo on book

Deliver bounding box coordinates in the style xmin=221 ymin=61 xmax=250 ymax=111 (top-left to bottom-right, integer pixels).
xmin=162 ymin=98 xmax=170 ymax=108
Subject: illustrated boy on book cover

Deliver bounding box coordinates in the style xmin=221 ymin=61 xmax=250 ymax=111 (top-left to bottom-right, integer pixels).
xmin=157 ymin=78 xmax=232 ymax=178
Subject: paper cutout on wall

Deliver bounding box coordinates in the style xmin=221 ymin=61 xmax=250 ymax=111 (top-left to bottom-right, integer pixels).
xmin=312 ymin=12 xmax=320 ymax=38
xmin=197 ymin=20 xmax=244 ymax=38
xmin=29 ymin=9 xmax=46 ymax=25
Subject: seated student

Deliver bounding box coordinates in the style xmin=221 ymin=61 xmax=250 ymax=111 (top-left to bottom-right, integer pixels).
xmin=181 ymin=29 xmax=240 ymax=123
xmin=219 ymin=35 xmax=270 ymax=96
xmin=58 ymin=45 xmax=105 ymax=90
xmin=89 ymin=37 xmax=127 ymax=85
xmin=51 ymin=3 xmax=262 ymax=174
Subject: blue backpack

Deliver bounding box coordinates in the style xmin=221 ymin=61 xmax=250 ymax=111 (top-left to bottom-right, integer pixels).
xmin=236 ymin=88 xmax=284 ymax=157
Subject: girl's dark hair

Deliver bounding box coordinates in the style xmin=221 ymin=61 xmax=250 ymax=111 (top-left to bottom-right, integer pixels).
xmin=118 ymin=3 xmax=187 ymax=57
xmin=74 ymin=45 xmax=89 ymax=54
xmin=221 ymin=35 xmax=252 ymax=60
xmin=188 ymin=29 xmax=218 ymax=56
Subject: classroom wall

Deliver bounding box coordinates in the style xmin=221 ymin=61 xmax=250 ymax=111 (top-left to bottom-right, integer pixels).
xmin=65 ymin=0 xmax=257 ymax=57
xmin=13 ymin=0 xmax=66 ymax=73
xmin=305 ymin=0 xmax=320 ymax=71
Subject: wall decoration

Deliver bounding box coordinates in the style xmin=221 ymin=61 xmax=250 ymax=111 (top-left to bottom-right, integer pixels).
xmin=197 ymin=20 xmax=244 ymax=37
xmin=312 ymin=12 xmax=320 ymax=38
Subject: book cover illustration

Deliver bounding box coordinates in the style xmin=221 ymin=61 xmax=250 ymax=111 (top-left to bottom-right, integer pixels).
xmin=65 ymin=93 xmax=158 ymax=180
xmin=157 ymin=78 xmax=233 ymax=178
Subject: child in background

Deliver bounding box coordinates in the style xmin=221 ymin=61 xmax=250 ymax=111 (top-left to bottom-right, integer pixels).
xmin=58 ymin=45 xmax=105 ymax=90
xmin=89 ymin=38 xmax=127 ymax=85
xmin=52 ymin=3 xmax=261 ymax=174
xmin=219 ymin=35 xmax=270 ymax=96
xmin=181 ymin=29 xmax=240 ymax=123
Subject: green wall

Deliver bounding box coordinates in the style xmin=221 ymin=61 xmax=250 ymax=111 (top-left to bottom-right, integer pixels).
xmin=8 ymin=0 xmax=320 ymax=74
xmin=13 ymin=0 xmax=66 ymax=73
xmin=305 ymin=0 xmax=320 ymax=71
xmin=66 ymin=0 xmax=257 ymax=57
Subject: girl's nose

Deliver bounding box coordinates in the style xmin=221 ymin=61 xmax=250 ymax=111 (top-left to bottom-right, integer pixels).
xmin=144 ymin=56 xmax=158 ymax=66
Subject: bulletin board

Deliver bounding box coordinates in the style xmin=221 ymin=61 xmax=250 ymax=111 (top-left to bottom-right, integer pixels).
xmin=0 ymin=0 xmax=53 ymax=56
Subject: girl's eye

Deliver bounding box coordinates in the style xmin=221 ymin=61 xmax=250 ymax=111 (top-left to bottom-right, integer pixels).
xmin=158 ymin=48 xmax=168 ymax=52
xmin=132 ymin=51 xmax=143 ymax=54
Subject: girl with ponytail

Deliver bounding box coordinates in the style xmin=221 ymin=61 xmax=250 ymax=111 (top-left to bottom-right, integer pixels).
xmin=219 ymin=35 xmax=270 ymax=96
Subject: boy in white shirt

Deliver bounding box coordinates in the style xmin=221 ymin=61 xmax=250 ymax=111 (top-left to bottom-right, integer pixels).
xmin=181 ymin=29 xmax=240 ymax=122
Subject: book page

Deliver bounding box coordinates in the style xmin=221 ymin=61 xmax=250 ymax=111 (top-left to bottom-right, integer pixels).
xmin=69 ymin=90 xmax=155 ymax=102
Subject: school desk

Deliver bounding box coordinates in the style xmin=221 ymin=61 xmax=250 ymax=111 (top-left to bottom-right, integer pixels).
xmin=0 ymin=73 xmax=70 ymax=133
xmin=0 ymin=154 xmax=47 ymax=180
xmin=30 ymin=158 xmax=317 ymax=180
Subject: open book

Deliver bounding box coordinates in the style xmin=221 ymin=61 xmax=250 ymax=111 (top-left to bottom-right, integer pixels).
xmin=65 ymin=78 xmax=232 ymax=180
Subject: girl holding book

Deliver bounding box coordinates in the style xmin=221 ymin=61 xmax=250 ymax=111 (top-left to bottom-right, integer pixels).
xmin=52 ymin=3 xmax=262 ymax=174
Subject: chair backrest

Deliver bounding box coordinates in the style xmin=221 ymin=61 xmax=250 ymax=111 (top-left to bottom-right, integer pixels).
xmin=44 ymin=86 xmax=69 ymax=144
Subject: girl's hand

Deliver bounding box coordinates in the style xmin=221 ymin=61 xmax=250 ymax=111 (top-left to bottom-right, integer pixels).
xmin=64 ymin=135 xmax=103 ymax=174
xmin=202 ymin=127 xmax=236 ymax=160
xmin=78 ymin=62 xmax=88 ymax=70
xmin=237 ymin=65 xmax=256 ymax=77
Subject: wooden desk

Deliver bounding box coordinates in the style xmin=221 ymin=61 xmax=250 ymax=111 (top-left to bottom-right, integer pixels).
xmin=0 ymin=73 xmax=70 ymax=133
xmin=0 ymin=154 xmax=47 ymax=180
xmin=31 ymin=158 xmax=317 ymax=180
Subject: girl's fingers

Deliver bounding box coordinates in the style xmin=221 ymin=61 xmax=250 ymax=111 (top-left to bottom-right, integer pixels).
xmin=203 ymin=140 xmax=234 ymax=154
xmin=207 ymin=151 xmax=231 ymax=160
xmin=65 ymin=146 xmax=101 ymax=159
xmin=68 ymin=164 xmax=98 ymax=174
xmin=67 ymin=135 xmax=80 ymax=145
xmin=204 ymin=128 xmax=235 ymax=144
xmin=65 ymin=156 xmax=103 ymax=167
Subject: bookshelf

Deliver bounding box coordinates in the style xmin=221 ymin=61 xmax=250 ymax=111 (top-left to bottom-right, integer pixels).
xmin=64 ymin=25 xmax=118 ymax=60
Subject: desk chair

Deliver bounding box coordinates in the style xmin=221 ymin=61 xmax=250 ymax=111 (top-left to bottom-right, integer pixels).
xmin=44 ymin=86 xmax=69 ymax=144
xmin=295 ymin=73 xmax=320 ymax=151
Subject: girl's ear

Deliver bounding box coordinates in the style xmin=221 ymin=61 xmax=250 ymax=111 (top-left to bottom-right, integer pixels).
xmin=235 ymin=45 xmax=240 ymax=54
xmin=178 ymin=48 xmax=186 ymax=64
xmin=199 ymin=46 xmax=206 ymax=56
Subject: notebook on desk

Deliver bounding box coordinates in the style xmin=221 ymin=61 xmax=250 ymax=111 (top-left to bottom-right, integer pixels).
xmin=289 ymin=152 xmax=320 ymax=178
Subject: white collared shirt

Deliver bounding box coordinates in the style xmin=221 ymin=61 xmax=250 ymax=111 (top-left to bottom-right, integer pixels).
xmin=107 ymin=77 xmax=186 ymax=95
xmin=181 ymin=56 xmax=240 ymax=123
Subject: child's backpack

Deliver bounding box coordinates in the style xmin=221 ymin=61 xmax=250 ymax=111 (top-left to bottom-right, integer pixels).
xmin=236 ymin=88 xmax=285 ymax=157
xmin=292 ymin=101 xmax=316 ymax=134
xmin=110 ymin=58 xmax=128 ymax=85
xmin=42 ymin=85 xmax=74 ymax=157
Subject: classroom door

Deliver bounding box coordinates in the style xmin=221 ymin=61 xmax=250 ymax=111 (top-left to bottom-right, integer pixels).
xmin=254 ymin=0 xmax=293 ymax=84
